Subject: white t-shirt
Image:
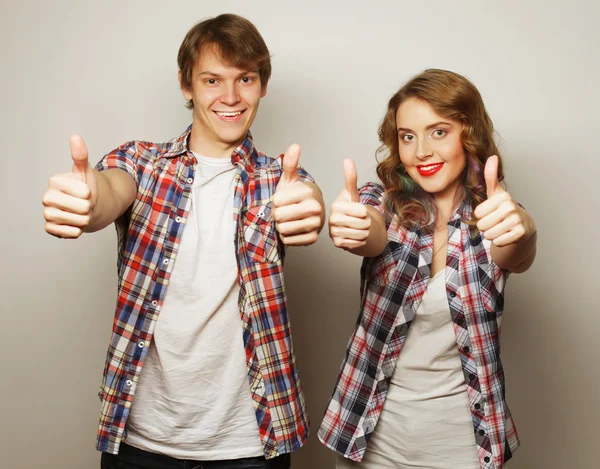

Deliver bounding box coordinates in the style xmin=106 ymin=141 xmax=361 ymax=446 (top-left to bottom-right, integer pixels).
xmin=124 ymin=153 xmax=263 ymax=460
xmin=337 ymin=269 xmax=479 ymax=469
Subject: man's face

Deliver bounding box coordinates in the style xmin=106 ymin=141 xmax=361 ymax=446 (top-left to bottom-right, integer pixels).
xmin=181 ymin=46 xmax=267 ymax=157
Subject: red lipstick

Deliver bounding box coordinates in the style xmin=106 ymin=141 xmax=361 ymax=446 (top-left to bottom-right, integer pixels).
xmin=416 ymin=163 xmax=443 ymax=177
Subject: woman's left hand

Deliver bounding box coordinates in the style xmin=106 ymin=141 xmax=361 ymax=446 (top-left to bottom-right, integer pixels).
xmin=474 ymin=155 xmax=537 ymax=246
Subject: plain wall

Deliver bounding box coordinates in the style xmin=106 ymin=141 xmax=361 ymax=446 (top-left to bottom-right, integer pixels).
xmin=1 ymin=1 xmax=598 ymax=468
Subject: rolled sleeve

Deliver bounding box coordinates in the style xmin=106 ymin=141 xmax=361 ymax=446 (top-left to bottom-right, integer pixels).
xmin=359 ymin=182 xmax=385 ymax=214
xmin=95 ymin=141 xmax=140 ymax=188
xmin=298 ymin=166 xmax=315 ymax=184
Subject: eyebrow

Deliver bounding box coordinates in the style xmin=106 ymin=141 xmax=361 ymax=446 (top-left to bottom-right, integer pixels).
xmin=197 ymin=70 xmax=259 ymax=79
xmin=397 ymin=121 xmax=453 ymax=133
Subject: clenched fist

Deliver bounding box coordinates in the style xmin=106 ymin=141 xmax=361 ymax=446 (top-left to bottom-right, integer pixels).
xmin=42 ymin=135 xmax=97 ymax=239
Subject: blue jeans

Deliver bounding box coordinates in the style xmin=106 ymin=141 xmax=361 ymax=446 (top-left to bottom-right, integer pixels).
xmin=101 ymin=443 xmax=292 ymax=469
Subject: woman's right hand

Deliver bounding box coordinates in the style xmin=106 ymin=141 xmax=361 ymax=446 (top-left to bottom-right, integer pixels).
xmin=329 ymin=159 xmax=377 ymax=252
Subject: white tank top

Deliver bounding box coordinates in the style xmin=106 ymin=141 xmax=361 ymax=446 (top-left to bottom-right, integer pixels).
xmin=124 ymin=153 xmax=263 ymax=460
xmin=337 ymin=269 xmax=480 ymax=469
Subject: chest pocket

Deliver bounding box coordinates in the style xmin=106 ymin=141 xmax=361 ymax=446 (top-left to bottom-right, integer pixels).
xmin=477 ymin=262 xmax=505 ymax=315
xmin=243 ymin=203 xmax=281 ymax=264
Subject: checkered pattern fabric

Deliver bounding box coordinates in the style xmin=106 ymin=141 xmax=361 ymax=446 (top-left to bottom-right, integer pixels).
xmin=318 ymin=182 xmax=519 ymax=469
xmin=94 ymin=126 xmax=313 ymax=458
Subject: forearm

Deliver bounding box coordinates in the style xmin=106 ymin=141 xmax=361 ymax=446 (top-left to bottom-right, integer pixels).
xmin=85 ymin=169 xmax=136 ymax=233
xmin=491 ymin=231 xmax=537 ymax=273
xmin=347 ymin=207 xmax=387 ymax=258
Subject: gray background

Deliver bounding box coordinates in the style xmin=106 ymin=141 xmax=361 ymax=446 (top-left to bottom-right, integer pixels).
xmin=1 ymin=0 xmax=598 ymax=468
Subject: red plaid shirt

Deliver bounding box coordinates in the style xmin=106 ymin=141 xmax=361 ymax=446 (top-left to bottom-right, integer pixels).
xmin=318 ymin=183 xmax=520 ymax=469
xmin=94 ymin=126 xmax=312 ymax=457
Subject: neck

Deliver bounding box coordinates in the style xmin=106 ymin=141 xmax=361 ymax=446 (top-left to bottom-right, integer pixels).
xmin=434 ymin=184 xmax=462 ymax=228
xmin=188 ymin=126 xmax=244 ymax=160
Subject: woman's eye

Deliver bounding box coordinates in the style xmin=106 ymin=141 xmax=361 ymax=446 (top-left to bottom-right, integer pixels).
xmin=433 ymin=129 xmax=447 ymax=138
xmin=402 ymin=134 xmax=415 ymax=142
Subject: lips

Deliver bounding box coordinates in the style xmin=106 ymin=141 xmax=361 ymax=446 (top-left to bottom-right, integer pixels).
xmin=214 ymin=110 xmax=246 ymax=122
xmin=416 ymin=163 xmax=444 ymax=176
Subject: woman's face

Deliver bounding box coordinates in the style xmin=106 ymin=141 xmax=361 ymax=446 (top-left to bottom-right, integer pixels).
xmin=396 ymin=97 xmax=467 ymax=207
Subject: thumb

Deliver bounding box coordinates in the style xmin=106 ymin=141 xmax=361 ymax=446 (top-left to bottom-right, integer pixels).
xmin=343 ymin=159 xmax=359 ymax=202
xmin=281 ymin=143 xmax=301 ymax=184
xmin=70 ymin=134 xmax=90 ymax=181
xmin=484 ymin=155 xmax=502 ymax=199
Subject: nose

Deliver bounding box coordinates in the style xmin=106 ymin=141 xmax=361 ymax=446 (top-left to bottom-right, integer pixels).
xmin=220 ymin=83 xmax=240 ymax=106
xmin=415 ymin=137 xmax=433 ymax=161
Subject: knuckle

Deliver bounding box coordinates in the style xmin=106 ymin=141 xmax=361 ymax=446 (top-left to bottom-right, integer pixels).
xmin=48 ymin=175 xmax=61 ymax=187
xmin=41 ymin=191 xmax=53 ymax=206
xmin=82 ymin=185 xmax=92 ymax=200
xmin=43 ymin=207 xmax=54 ymax=221
xmin=82 ymin=200 xmax=92 ymax=214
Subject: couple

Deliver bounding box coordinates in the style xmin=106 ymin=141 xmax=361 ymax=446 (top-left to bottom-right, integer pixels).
xmin=42 ymin=14 xmax=537 ymax=469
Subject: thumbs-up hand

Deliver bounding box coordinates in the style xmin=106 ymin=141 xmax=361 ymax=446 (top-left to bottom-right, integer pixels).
xmin=272 ymin=144 xmax=324 ymax=246
xmin=329 ymin=159 xmax=371 ymax=250
xmin=42 ymin=135 xmax=98 ymax=238
xmin=474 ymin=155 xmax=535 ymax=247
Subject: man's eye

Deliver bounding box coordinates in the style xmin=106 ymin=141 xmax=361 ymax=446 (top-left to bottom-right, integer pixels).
xmin=206 ymin=79 xmax=217 ymax=85
xmin=241 ymin=76 xmax=253 ymax=83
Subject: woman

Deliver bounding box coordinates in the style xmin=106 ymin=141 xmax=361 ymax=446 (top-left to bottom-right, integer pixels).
xmin=318 ymin=69 xmax=536 ymax=469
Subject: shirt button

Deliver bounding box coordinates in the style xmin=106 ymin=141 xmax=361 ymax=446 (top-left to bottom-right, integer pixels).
xmin=162 ymin=259 xmax=169 ymax=266
xmin=151 ymin=300 xmax=158 ymax=307
xmin=449 ymin=291 xmax=457 ymax=298
xmin=479 ymin=429 xmax=486 ymax=436
xmin=484 ymin=456 xmax=491 ymax=463
xmin=138 ymin=342 xmax=145 ymax=348
xmin=175 ymin=216 xmax=182 ymax=223
xmin=187 ymin=178 xmax=193 ymax=184
xmin=475 ymin=403 xmax=481 ymax=410
xmin=126 ymin=380 xmax=133 ymax=387
xmin=469 ymin=373 xmax=476 ymax=380
xmin=463 ymin=346 xmax=470 ymax=353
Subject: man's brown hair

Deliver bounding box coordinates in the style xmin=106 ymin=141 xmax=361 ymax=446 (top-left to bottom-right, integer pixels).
xmin=178 ymin=14 xmax=272 ymax=109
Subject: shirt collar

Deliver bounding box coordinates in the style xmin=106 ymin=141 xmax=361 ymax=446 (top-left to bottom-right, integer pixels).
xmin=162 ymin=124 xmax=256 ymax=169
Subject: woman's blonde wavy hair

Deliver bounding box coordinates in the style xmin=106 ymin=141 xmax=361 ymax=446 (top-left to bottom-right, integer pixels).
xmin=376 ymin=69 xmax=503 ymax=227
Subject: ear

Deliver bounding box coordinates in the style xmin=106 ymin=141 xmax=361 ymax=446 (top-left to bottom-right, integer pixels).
xmin=178 ymin=70 xmax=193 ymax=101
xmin=260 ymin=81 xmax=268 ymax=98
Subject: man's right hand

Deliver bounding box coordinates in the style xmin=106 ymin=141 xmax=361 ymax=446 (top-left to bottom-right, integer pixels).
xmin=42 ymin=135 xmax=98 ymax=239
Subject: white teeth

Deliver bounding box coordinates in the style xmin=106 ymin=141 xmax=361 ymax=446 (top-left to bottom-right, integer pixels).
xmin=216 ymin=111 xmax=242 ymax=117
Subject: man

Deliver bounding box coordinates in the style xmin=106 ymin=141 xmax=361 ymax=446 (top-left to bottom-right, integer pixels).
xmin=42 ymin=14 xmax=324 ymax=469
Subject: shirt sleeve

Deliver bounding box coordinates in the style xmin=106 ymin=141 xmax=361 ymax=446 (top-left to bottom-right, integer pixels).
xmin=94 ymin=141 xmax=140 ymax=188
xmin=359 ymin=182 xmax=386 ymax=213
xmin=297 ymin=166 xmax=315 ymax=184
